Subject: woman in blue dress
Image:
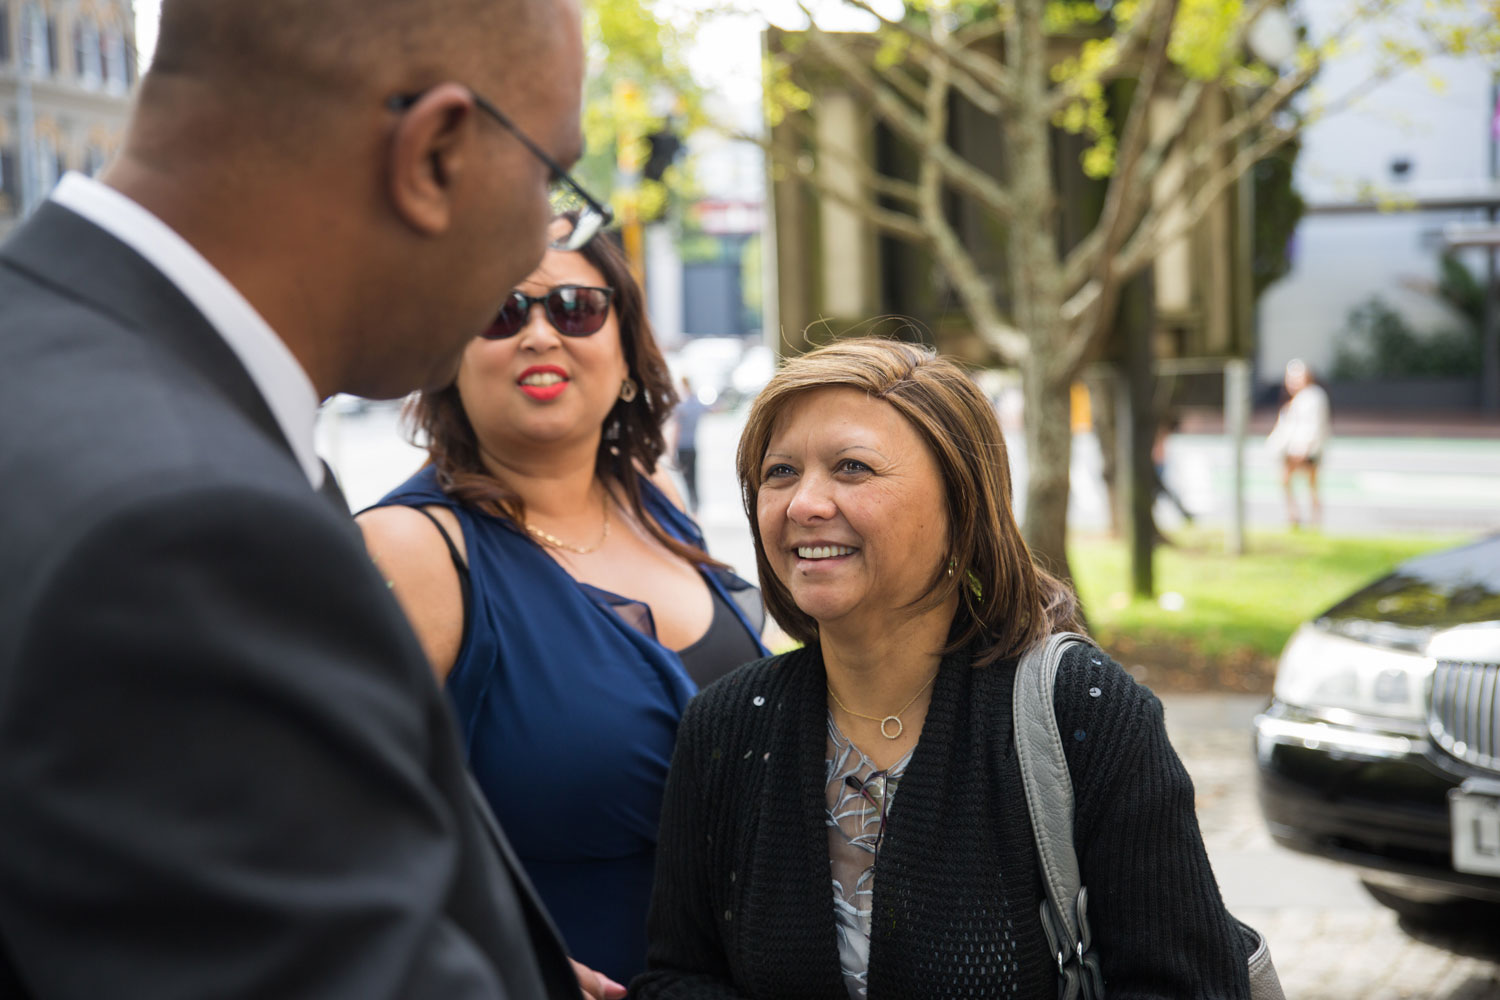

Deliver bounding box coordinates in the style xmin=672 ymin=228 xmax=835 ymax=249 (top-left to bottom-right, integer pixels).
xmin=357 ymin=217 xmax=767 ymax=990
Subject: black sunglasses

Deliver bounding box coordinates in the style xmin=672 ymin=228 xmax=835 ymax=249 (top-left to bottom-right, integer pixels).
xmin=385 ymin=88 xmax=613 ymax=252
xmin=483 ymin=285 xmax=615 ymax=340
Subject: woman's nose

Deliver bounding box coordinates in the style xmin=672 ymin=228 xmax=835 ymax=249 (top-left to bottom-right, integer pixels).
xmin=516 ymin=302 xmax=561 ymax=350
xmin=786 ymin=474 xmax=836 ymax=523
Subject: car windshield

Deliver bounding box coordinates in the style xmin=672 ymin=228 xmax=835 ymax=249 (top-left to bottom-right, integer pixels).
xmin=1320 ymin=535 xmax=1500 ymax=644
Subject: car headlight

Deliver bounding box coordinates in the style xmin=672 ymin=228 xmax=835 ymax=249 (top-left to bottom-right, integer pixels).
xmin=1273 ymin=622 xmax=1434 ymax=721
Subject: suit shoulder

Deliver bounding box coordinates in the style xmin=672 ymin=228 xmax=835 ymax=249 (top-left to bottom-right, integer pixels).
xmin=0 ymin=301 xmax=313 ymax=550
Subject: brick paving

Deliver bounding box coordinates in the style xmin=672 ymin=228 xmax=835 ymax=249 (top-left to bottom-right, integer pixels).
xmin=1164 ymin=697 xmax=1500 ymax=1000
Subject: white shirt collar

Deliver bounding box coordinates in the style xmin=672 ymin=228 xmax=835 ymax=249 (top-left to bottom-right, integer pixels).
xmin=49 ymin=173 xmax=325 ymax=488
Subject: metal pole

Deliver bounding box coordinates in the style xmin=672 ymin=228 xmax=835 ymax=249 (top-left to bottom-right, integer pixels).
xmin=1225 ymin=359 xmax=1250 ymax=556
xmin=1483 ymin=74 xmax=1499 ymax=416
xmin=16 ymin=5 xmax=38 ymax=217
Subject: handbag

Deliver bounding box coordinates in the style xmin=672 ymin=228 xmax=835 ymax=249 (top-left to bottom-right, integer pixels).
xmin=1012 ymin=633 xmax=1285 ymax=1000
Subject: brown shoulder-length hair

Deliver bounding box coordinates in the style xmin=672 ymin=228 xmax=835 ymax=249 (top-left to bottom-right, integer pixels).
xmin=736 ymin=337 xmax=1083 ymax=665
xmin=406 ymin=216 xmax=721 ymax=569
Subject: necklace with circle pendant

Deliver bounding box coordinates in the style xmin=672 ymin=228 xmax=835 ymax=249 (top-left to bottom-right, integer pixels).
xmin=827 ymin=670 xmax=938 ymax=739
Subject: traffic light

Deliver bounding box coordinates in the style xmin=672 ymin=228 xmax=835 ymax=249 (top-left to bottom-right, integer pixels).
xmin=643 ymin=129 xmax=682 ymax=183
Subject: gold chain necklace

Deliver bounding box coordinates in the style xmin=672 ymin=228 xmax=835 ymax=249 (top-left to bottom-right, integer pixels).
xmin=827 ymin=671 xmax=938 ymax=740
xmin=524 ymin=500 xmax=611 ymax=555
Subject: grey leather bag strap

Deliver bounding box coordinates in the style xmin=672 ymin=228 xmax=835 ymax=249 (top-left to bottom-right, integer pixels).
xmin=1013 ymin=632 xmax=1102 ymax=1000
xmin=1014 ymin=634 xmax=1285 ymax=1000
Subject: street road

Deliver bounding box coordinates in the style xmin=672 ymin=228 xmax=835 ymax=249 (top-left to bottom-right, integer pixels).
xmin=320 ymin=401 xmax=1500 ymax=998
xmin=1069 ymin=432 xmax=1500 ymax=537
xmin=317 ymin=403 xmax=1500 ymax=573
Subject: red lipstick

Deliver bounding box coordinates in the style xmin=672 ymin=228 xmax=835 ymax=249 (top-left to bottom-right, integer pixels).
xmin=517 ymin=365 xmax=569 ymax=402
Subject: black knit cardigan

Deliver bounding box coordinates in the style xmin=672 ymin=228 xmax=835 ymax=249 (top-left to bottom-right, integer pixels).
xmin=631 ymin=640 xmax=1251 ymax=999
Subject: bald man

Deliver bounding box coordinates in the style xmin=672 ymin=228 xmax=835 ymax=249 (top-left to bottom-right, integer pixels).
xmin=0 ymin=1 xmax=622 ymax=997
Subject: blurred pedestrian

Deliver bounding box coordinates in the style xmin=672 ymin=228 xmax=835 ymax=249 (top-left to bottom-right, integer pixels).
xmin=634 ymin=338 xmax=1252 ymax=1000
xmin=358 ymin=220 xmax=768 ymax=985
xmin=1266 ymin=359 xmax=1331 ymax=529
xmin=673 ymin=375 xmax=710 ymax=513
xmin=1153 ymin=413 xmax=1194 ymax=524
xmin=0 ymin=0 xmax=616 ymax=996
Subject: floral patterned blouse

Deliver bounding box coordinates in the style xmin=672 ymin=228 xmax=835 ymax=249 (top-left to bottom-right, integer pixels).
xmin=825 ymin=716 xmax=914 ymax=1000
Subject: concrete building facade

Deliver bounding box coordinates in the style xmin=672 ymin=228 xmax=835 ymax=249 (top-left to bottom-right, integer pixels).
xmin=0 ymin=0 xmax=136 ymax=237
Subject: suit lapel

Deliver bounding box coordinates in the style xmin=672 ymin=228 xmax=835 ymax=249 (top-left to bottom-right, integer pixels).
xmin=318 ymin=461 xmax=350 ymax=515
xmin=463 ymin=774 xmax=581 ymax=997
xmin=0 ymin=202 xmax=294 ymax=465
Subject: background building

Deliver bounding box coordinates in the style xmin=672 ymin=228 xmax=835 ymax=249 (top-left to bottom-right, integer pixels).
xmin=0 ymin=0 xmax=137 ymax=238
xmin=1255 ymin=1 xmax=1498 ymax=411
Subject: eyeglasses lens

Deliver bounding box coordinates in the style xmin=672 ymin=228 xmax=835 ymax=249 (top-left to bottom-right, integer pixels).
xmin=482 ymin=286 xmax=612 ymax=340
xmin=548 ymin=206 xmax=606 ymax=252
xmin=550 ymin=287 xmax=609 ymax=334
xmin=487 ymin=293 xmax=530 ymax=340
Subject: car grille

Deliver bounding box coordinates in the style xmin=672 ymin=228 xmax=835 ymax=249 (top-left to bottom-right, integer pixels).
xmin=1429 ymin=658 xmax=1500 ymax=773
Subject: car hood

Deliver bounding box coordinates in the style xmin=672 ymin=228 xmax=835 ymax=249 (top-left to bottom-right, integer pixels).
xmin=1318 ymin=534 xmax=1500 ymax=652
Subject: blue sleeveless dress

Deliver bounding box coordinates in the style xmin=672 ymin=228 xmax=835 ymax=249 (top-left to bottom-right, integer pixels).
xmin=373 ymin=466 xmax=767 ymax=983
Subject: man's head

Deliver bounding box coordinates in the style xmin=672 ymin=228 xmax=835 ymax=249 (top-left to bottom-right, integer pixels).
xmin=113 ymin=0 xmax=586 ymax=399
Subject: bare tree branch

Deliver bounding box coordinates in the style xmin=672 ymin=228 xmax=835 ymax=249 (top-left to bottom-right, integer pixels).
xmin=1164 ymin=0 xmax=1396 ymax=206
xmin=1044 ymin=0 xmax=1165 ymax=117
xmin=784 ymin=162 xmax=931 ymax=244
xmin=1059 ymin=0 xmax=1181 ymax=361
xmin=1060 ymin=279 xmax=1103 ymax=327
xmin=839 ymin=0 xmax=1017 ymax=107
xmin=1058 ymin=77 xmax=1210 ymax=295
xmin=796 ymin=11 xmax=1016 ymax=220
xmin=1060 ymin=0 xmax=1284 ymax=293
xmin=954 ymin=18 xmax=1006 ymax=50
xmin=730 ymin=121 xmax=923 ymax=207
xmin=916 ymin=16 xmax=1028 ymax=363
xmin=1114 ymin=54 xmax=1410 ymax=280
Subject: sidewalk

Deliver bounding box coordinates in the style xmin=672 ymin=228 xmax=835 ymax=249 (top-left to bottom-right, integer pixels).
xmin=1179 ymin=407 xmax=1500 ymax=440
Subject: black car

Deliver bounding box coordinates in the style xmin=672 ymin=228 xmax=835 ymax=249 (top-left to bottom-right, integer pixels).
xmin=1255 ymin=534 xmax=1500 ymax=923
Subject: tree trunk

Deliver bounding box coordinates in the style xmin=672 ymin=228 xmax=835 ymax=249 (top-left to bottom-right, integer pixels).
xmin=1020 ymin=350 xmax=1076 ymax=585
xmin=1008 ymin=0 xmax=1073 ymax=586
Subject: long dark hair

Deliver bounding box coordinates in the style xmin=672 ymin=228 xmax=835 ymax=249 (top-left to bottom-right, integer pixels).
xmin=406 ymin=218 xmax=721 ymax=568
xmin=736 ymin=337 xmax=1083 ymax=665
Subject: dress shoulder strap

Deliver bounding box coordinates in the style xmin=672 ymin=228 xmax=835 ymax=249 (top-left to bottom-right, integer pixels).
xmin=406 ymin=504 xmax=474 ymax=631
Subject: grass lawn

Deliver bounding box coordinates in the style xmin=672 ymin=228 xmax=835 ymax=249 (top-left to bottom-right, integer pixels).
xmin=1067 ymin=528 xmax=1473 ymax=692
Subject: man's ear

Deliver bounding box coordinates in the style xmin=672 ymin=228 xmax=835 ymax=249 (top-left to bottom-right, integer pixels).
xmin=386 ymin=83 xmax=477 ymax=236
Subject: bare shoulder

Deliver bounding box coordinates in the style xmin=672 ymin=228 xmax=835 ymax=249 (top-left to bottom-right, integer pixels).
xmin=357 ymin=504 xmax=467 ymax=568
xmin=355 ymin=504 xmax=467 ymax=679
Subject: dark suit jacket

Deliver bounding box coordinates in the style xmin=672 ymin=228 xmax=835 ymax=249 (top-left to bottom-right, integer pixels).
xmin=0 ymin=203 xmax=580 ymax=999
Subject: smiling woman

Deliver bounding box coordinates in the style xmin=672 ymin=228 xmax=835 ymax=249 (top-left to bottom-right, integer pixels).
xmin=354 ymin=217 xmax=768 ymax=985
xmin=633 ymin=337 xmax=1261 ymax=1000
xmin=755 ymin=386 xmax=951 ymax=657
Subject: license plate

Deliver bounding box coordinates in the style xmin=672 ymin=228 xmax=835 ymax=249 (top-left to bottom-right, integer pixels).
xmin=1451 ymin=784 xmax=1500 ymax=877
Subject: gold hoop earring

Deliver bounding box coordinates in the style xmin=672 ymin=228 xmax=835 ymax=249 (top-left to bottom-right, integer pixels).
xmin=619 ymin=378 xmax=639 ymax=403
